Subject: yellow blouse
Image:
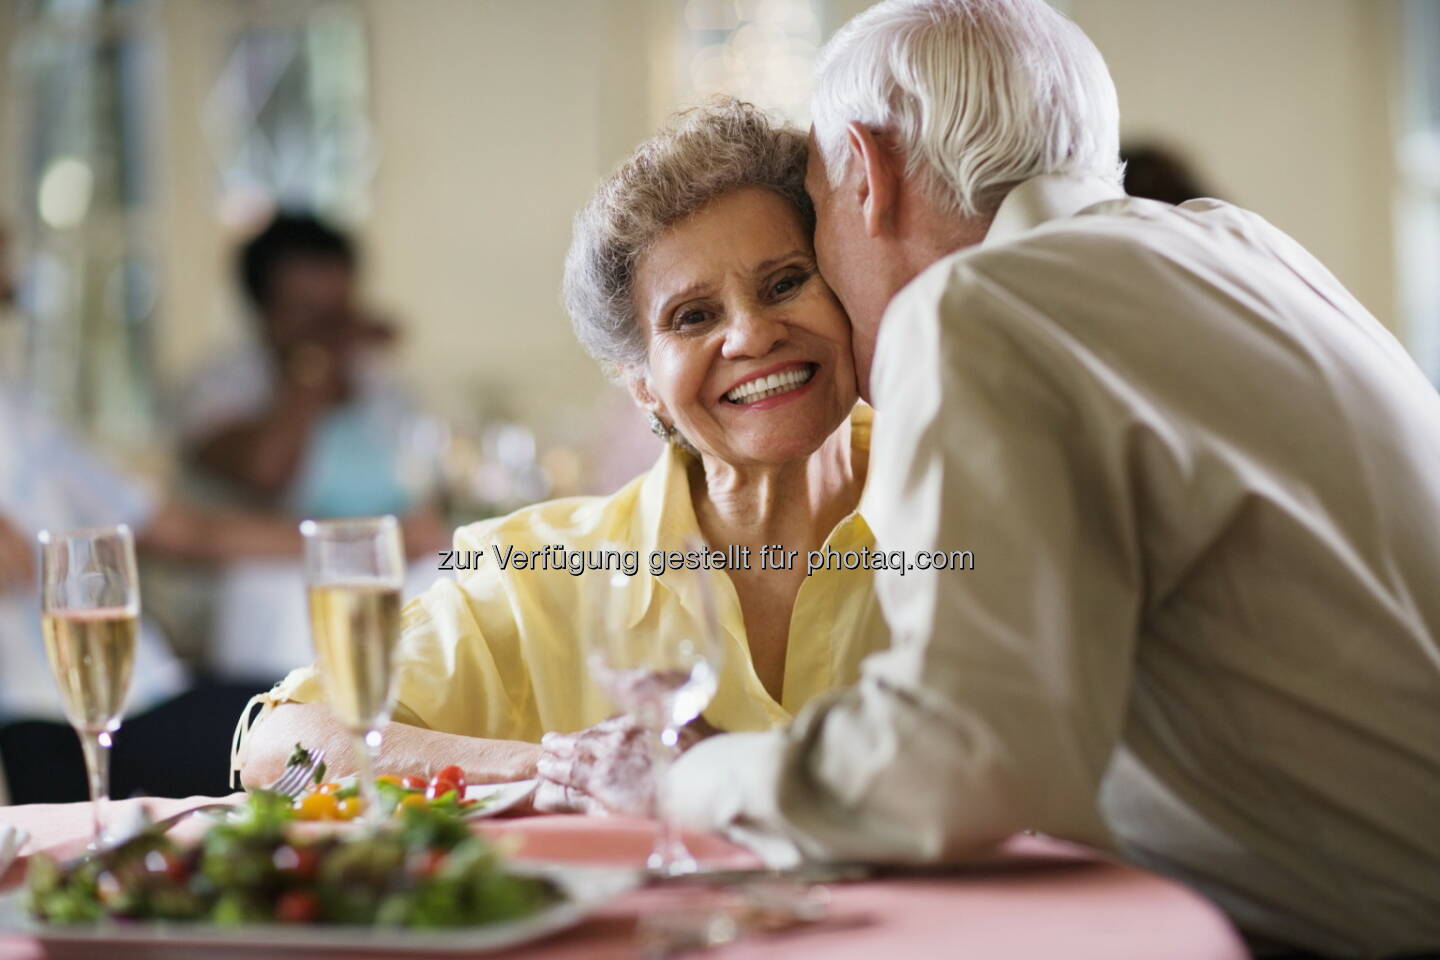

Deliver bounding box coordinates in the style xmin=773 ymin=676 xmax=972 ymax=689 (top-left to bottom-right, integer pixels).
xmin=240 ymin=407 xmax=886 ymax=756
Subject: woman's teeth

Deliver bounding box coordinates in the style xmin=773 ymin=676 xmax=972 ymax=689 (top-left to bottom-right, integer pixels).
xmin=725 ymin=366 xmax=815 ymax=405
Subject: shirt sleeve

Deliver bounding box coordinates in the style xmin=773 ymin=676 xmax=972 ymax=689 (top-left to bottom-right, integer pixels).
xmin=0 ymin=396 xmax=158 ymax=536
xmin=668 ymin=256 xmax=1145 ymax=863
xmin=176 ymin=347 xmax=271 ymax=441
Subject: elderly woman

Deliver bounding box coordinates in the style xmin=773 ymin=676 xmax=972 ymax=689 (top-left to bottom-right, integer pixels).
xmin=236 ymin=99 xmax=885 ymax=789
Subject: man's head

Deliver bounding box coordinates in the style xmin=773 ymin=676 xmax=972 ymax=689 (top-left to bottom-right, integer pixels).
xmin=806 ymin=0 xmax=1122 ymax=399
xmin=238 ymin=212 xmax=358 ymax=354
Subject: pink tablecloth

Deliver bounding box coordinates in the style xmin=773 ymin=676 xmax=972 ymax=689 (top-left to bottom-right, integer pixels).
xmin=0 ymin=795 xmax=1246 ymax=959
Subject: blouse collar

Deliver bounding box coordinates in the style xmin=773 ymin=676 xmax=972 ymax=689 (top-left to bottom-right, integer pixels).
xmin=624 ymin=404 xmax=874 ymax=632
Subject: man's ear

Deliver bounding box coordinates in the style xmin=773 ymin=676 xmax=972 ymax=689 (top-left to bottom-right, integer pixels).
xmin=846 ymin=122 xmax=898 ymax=238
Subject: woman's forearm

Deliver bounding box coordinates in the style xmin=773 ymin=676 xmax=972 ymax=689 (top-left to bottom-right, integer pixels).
xmin=240 ymin=702 xmax=541 ymax=789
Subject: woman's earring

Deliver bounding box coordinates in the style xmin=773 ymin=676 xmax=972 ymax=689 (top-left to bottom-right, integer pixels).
xmin=647 ymin=412 xmax=672 ymax=441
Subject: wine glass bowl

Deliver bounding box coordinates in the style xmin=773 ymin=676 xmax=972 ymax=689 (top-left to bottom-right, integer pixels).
xmin=587 ymin=648 xmax=719 ymax=747
xmin=38 ymin=524 xmax=141 ymax=847
xmin=300 ymin=516 xmax=405 ymax=825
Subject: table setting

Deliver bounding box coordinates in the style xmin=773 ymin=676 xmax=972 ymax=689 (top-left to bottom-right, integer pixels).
xmin=0 ymin=519 xmax=1247 ymax=958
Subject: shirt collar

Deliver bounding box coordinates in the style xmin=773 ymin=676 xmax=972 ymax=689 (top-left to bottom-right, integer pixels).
xmin=982 ymin=174 xmax=1127 ymax=248
xmin=627 ymin=405 xmax=875 ymax=628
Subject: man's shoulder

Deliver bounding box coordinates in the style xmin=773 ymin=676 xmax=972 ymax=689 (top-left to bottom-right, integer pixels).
xmin=917 ymin=195 xmax=1315 ymax=333
xmin=871 ymin=194 xmax=1354 ymax=404
xmin=965 ymin=195 xmax=1290 ymax=283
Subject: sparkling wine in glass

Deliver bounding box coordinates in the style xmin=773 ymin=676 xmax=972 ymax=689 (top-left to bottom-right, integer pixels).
xmin=38 ymin=524 xmax=140 ymax=848
xmin=300 ymin=516 xmax=405 ymax=825
xmin=587 ymin=548 xmax=724 ymax=875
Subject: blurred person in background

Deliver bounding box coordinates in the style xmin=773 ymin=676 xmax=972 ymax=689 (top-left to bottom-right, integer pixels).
xmin=0 ymin=221 xmax=301 ymax=803
xmin=1120 ymin=141 xmax=1216 ymax=205
xmin=180 ymin=212 xmax=448 ymax=690
xmin=185 ymin=212 xmax=439 ymax=523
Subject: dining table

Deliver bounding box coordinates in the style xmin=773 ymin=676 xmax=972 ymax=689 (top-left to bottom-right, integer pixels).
xmin=0 ymin=794 xmax=1248 ymax=959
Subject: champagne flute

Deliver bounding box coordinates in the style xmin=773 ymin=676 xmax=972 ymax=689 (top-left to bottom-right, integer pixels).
xmin=38 ymin=524 xmax=140 ymax=848
xmin=300 ymin=516 xmax=405 ymax=825
xmin=586 ymin=545 xmax=724 ymax=875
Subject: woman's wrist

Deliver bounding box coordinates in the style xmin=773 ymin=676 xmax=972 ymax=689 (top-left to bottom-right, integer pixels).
xmin=456 ymin=739 xmax=542 ymax=785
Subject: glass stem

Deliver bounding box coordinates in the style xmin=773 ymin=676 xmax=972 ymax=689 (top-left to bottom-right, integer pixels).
xmin=353 ymin=728 xmax=385 ymax=825
xmin=79 ymin=729 xmax=112 ymax=847
xmin=648 ymin=725 xmax=694 ymax=876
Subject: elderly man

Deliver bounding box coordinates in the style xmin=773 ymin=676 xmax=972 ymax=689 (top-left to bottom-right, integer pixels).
xmin=539 ymin=0 xmax=1440 ymax=955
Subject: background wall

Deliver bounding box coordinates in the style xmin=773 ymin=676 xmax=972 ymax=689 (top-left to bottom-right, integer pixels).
xmin=154 ymin=0 xmax=667 ymax=441
xmin=3 ymin=0 xmax=1408 ymax=456
xmin=1069 ymin=0 xmax=1398 ymax=334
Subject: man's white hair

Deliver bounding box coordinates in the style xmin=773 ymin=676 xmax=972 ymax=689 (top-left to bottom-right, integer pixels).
xmin=811 ymin=0 xmax=1123 ymax=220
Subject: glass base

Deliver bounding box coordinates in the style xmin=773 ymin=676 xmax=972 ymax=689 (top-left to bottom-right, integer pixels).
xmin=647 ymin=830 xmax=699 ymax=877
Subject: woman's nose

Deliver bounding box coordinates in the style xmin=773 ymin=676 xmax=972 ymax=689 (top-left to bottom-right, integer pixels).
xmin=721 ymin=307 xmax=785 ymax=359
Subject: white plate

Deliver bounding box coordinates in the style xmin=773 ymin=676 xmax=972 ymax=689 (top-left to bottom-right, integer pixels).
xmin=325 ymin=777 xmax=538 ymax=820
xmin=0 ymin=864 xmax=638 ymax=955
xmin=461 ymin=779 xmax=538 ymax=819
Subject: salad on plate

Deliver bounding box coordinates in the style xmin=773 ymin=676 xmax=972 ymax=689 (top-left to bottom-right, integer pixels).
xmin=25 ymin=790 xmax=561 ymax=928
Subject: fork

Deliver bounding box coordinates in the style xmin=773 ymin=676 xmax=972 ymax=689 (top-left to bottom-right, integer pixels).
xmin=264 ymin=746 xmax=329 ymax=800
xmin=145 ymin=746 xmax=329 ymax=832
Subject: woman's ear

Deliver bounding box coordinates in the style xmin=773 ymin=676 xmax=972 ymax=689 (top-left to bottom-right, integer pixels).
xmin=625 ymin=373 xmax=662 ymax=417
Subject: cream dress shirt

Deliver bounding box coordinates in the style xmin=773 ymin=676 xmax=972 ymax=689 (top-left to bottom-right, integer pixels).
xmin=667 ymin=175 xmax=1440 ymax=958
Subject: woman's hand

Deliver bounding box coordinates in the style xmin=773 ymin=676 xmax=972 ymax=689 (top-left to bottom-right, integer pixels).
xmin=531 ymin=715 xmax=716 ymax=815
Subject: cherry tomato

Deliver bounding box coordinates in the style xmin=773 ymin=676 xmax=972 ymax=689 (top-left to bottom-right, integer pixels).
xmin=415 ymin=849 xmax=447 ymax=877
xmin=336 ymin=796 xmax=363 ymax=820
xmin=295 ymin=792 xmax=340 ymax=821
xmin=434 ymin=765 xmax=467 ymax=794
xmin=143 ymin=849 xmax=188 ymax=882
xmin=426 ymin=779 xmax=461 ymax=802
xmin=376 ymin=774 xmax=403 ymax=788
xmin=315 ymin=781 xmax=342 ymax=795
xmin=401 ymin=775 xmax=428 ymax=792
xmin=272 ymin=844 xmax=320 ymax=879
xmin=276 ymin=890 xmax=320 ymax=924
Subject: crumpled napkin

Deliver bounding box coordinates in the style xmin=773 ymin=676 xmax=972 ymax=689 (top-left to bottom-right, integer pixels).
xmin=0 ymin=824 xmax=30 ymax=876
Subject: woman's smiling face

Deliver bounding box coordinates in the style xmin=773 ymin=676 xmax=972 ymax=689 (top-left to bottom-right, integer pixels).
xmin=631 ymin=187 xmax=857 ymax=467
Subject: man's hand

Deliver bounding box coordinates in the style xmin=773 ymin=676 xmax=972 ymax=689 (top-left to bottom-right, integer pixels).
xmin=532 ymin=714 xmax=716 ymax=816
xmin=0 ymin=514 xmax=34 ymax=592
xmin=401 ymin=503 xmax=451 ymax=561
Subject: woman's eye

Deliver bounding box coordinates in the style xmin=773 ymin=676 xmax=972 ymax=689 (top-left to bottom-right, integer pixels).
xmin=675 ymin=309 xmax=709 ymax=328
xmin=769 ymin=272 xmax=807 ymax=298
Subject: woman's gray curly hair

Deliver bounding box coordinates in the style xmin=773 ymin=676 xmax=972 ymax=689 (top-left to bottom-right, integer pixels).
xmin=563 ymin=97 xmax=814 ymax=376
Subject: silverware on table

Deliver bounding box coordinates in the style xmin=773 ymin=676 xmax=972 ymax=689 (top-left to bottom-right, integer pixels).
xmin=651 ymin=862 xmax=873 ymax=887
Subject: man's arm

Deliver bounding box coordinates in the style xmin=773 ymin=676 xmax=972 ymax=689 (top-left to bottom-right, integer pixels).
xmin=0 ymin=513 xmax=33 ymax=590
xmin=188 ymin=378 xmax=337 ymax=499
xmin=665 ymin=262 xmax=1146 ymax=863
xmin=140 ymin=499 xmax=451 ymax=564
xmin=138 ymin=499 xmax=300 ymax=562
